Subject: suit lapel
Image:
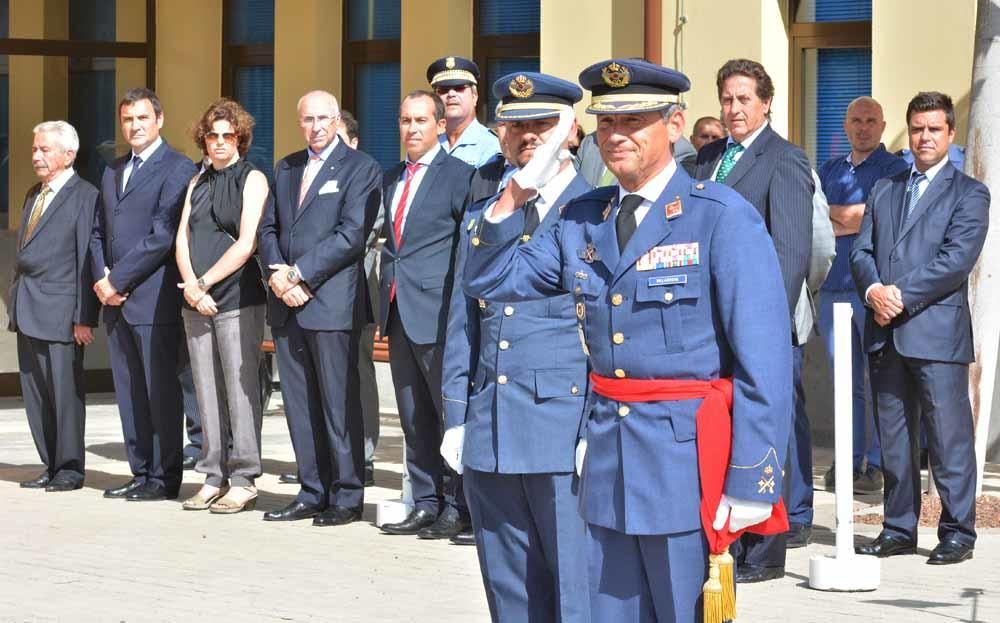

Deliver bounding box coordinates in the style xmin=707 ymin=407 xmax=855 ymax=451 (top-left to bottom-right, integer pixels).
xmin=120 ymin=140 xmax=169 ymax=200
xmin=721 ymin=125 xmax=771 ymax=188
xmin=399 ymin=149 xmax=447 ymax=249
xmin=23 ymin=176 xmax=79 ymax=248
xmin=382 ymin=163 xmax=404 ymax=251
xmin=114 ymin=157 xmax=127 ymax=200
xmin=295 ymin=141 xmax=346 ymax=223
xmin=612 ymin=168 xmax=689 ymax=284
xmin=17 ymin=185 xmax=40 ymax=247
xmin=896 ymin=164 xmax=954 ymax=245
xmin=888 ymin=175 xmax=906 ymax=243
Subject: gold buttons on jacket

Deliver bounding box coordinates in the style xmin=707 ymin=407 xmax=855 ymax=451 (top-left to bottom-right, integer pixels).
xmin=618 ymin=405 xmax=630 ymax=417
xmin=574 ymin=286 xmax=582 ymax=294
xmin=504 ymin=306 xmax=515 ymax=316
xmin=471 ymin=237 xmax=481 ymax=247
xmin=571 ymin=385 xmax=580 ymax=394
xmin=614 ymin=368 xmax=626 ymax=378
xmin=499 ymin=340 xmax=510 ymax=350
xmin=613 ymin=332 xmax=624 ymax=344
xmin=497 ymin=375 xmax=508 ymax=385
xmin=664 ymin=292 xmax=674 ymax=302
xmin=611 ymin=293 xmax=623 ymax=306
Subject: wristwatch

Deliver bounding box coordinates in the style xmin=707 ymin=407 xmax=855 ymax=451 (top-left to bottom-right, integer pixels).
xmin=197 ymin=277 xmax=207 ymax=289
xmin=287 ymin=268 xmax=300 ymax=284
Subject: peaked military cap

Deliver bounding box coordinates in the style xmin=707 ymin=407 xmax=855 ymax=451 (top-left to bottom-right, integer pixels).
xmin=427 ymin=56 xmax=480 ymax=87
xmin=578 ymin=58 xmax=691 ymax=114
xmin=491 ymin=71 xmax=583 ymax=121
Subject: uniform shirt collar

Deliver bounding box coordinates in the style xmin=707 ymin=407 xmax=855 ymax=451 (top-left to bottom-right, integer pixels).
xmin=441 ymin=118 xmax=487 ymax=148
xmin=845 ymin=143 xmax=891 ymax=167
xmin=132 ymin=136 xmax=163 ymax=162
xmin=537 ymin=165 xmax=577 ymax=208
xmin=45 ymin=167 xmax=76 ymax=194
xmin=728 ymin=120 xmax=769 ymax=151
xmin=308 ymin=136 xmax=340 ymax=161
xmin=912 ymin=155 xmax=949 ymax=183
xmin=618 ymin=159 xmax=677 ymax=205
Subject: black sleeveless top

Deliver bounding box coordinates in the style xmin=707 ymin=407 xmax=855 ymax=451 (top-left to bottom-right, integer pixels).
xmin=186 ymin=159 xmax=266 ymax=313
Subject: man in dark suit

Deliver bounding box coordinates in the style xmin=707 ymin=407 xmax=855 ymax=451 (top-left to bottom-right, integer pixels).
xmin=258 ymin=90 xmax=382 ymax=526
xmin=10 ymin=121 xmax=99 ymax=492
xmin=694 ymin=58 xmax=814 ymax=583
xmin=851 ymin=91 xmax=989 ymax=565
xmin=91 ymin=88 xmax=197 ymax=502
xmin=378 ymin=90 xmax=474 ymax=539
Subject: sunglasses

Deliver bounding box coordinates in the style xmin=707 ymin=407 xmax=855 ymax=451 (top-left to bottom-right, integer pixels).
xmin=205 ymin=131 xmax=237 ymax=144
xmin=435 ymin=85 xmax=470 ymax=96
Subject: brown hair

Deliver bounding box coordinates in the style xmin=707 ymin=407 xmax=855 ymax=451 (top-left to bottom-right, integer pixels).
xmin=716 ymin=59 xmax=775 ymax=106
xmin=191 ymin=98 xmax=255 ymax=157
xmin=906 ymin=91 xmax=955 ymax=130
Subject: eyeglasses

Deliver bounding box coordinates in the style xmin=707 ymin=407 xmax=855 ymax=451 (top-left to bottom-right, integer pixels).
xmin=435 ymin=85 xmax=470 ymax=96
xmin=299 ymin=114 xmax=339 ymax=127
xmin=205 ymin=131 xmax=237 ymax=144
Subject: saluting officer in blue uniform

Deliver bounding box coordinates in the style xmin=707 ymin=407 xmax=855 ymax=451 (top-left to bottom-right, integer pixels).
xmin=440 ymin=72 xmax=594 ymax=623
xmin=461 ymin=59 xmax=792 ymax=622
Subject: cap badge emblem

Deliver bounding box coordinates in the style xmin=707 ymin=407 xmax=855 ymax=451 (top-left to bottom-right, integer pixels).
xmin=445 ymin=57 xmax=456 ymax=69
xmin=601 ymin=62 xmax=630 ymax=88
xmin=509 ymin=75 xmax=534 ymax=99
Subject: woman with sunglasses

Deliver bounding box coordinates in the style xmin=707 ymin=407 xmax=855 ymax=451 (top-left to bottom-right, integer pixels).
xmin=176 ymin=98 xmax=268 ymax=513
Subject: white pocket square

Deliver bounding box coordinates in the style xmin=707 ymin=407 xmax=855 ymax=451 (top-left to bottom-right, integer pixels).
xmin=318 ymin=180 xmax=340 ymax=194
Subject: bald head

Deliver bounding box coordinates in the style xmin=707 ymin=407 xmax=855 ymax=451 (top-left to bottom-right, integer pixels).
xmin=844 ymin=96 xmax=886 ymax=156
xmin=298 ymin=90 xmax=341 ymax=152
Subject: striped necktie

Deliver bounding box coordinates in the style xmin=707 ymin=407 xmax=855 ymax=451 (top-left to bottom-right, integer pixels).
xmin=22 ymin=185 xmax=52 ymax=245
xmin=902 ymin=172 xmax=927 ymax=226
xmin=715 ymin=143 xmax=744 ymax=183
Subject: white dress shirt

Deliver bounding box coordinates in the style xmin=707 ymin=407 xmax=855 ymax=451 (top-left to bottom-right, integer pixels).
xmin=36 ymin=168 xmax=76 ymax=215
xmin=711 ymin=121 xmax=769 ymax=180
xmin=389 ymin=143 xmax=441 ymax=236
xmin=121 ymin=136 xmax=163 ymax=192
xmin=534 ymin=164 xmax=579 ymax=222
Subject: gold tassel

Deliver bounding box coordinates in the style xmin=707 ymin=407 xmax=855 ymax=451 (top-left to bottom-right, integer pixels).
xmin=718 ymin=548 xmax=736 ymax=622
xmin=703 ymin=554 xmax=723 ymax=623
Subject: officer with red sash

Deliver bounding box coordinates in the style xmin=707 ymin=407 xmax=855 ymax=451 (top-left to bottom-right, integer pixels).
xmin=461 ymin=58 xmax=792 ymax=622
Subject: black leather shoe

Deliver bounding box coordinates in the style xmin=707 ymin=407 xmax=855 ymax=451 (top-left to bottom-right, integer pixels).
xmin=19 ymin=472 xmax=51 ymax=489
xmin=313 ymin=506 xmax=363 ymax=527
xmin=786 ymin=524 xmax=812 ymax=549
xmin=417 ymin=507 xmax=470 ymax=540
xmin=103 ymin=478 xmax=143 ymax=499
xmin=735 ymin=565 xmax=785 ymax=584
xmin=364 ymin=463 xmax=375 ymax=487
xmin=126 ymin=482 xmax=178 ymax=501
xmin=263 ymin=501 xmax=322 ymax=522
xmin=278 ymin=472 xmax=299 ymax=484
xmin=381 ymin=509 xmax=437 ymax=535
xmin=45 ymin=476 xmax=83 ymax=492
xmin=855 ymin=533 xmax=917 ymax=557
xmin=182 ymin=456 xmax=198 ymax=470
xmin=449 ymin=527 xmax=476 ymax=546
xmin=927 ymin=539 xmax=974 ymax=565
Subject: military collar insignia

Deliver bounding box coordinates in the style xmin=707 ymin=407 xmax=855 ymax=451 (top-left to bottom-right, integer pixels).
xmin=601 ymin=62 xmax=630 ymax=88
xmin=445 ymin=57 xmax=456 ymax=69
xmin=665 ymin=196 xmax=682 ymax=220
xmin=578 ymin=242 xmax=600 ymax=263
xmin=509 ymin=74 xmax=534 ymax=99
xmin=602 ymin=202 xmax=612 ymax=221
xmin=467 ymin=218 xmax=476 ymax=231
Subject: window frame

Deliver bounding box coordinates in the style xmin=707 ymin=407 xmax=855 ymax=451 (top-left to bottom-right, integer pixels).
xmin=472 ymin=0 xmax=540 ymax=120
xmin=340 ymin=1 xmax=400 ymax=115
xmin=220 ymin=1 xmax=274 ymax=99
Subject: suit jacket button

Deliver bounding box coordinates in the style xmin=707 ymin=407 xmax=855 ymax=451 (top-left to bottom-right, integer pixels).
xmin=664 ymin=292 xmax=674 ymax=302
xmin=497 ymin=375 xmax=508 ymax=385
xmin=614 ymin=368 xmax=626 ymax=378
xmin=499 ymin=340 xmax=510 ymax=350
xmin=618 ymin=405 xmax=630 ymax=416
xmin=503 ymin=306 xmax=514 ymax=316
xmin=613 ymin=332 xmax=625 ymax=344
xmin=571 ymin=385 xmax=579 ymax=394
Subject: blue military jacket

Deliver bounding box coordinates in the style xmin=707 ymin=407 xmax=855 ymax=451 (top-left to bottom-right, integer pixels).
xmin=463 ymin=166 xmax=792 ymax=536
xmin=442 ymin=173 xmax=593 ymax=474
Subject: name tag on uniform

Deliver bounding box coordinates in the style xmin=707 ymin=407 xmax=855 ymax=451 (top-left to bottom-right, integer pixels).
xmin=318 ymin=180 xmax=340 ymax=195
xmin=647 ymin=274 xmax=687 ymax=287
xmin=636 ymin=242 xmax=700 ymax=271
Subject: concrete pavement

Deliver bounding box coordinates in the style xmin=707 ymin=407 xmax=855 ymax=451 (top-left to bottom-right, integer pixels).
xmin=0 ymin=393 xmax=997 ymax=622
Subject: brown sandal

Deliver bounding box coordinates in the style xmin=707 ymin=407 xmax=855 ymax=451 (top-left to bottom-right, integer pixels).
xmin=182 ymin=486 xmax=229 ymax=511
xmin=209 ymin=486 xmax=258 ymax=514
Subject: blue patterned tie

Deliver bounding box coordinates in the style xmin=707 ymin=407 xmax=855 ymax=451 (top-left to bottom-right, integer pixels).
xmin=715 ymin=143 xmax=744 ymax=183
xmin=902 ymin=172 xmax=927 ymax=225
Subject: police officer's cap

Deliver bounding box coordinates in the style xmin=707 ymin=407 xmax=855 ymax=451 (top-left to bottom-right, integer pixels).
xmin=427 ymin=56 xmax=480 ymax=88
xmin=578 ymin=58 xmax=690 ymax=115
xmin=491 ymin=72 xmax=582 ymax=121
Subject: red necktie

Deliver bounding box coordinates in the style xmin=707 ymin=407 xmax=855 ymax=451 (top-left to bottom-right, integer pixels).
xmin=390 ymin=162 xmax=422 ymax=302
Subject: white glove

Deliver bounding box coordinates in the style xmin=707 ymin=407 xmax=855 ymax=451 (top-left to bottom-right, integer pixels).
xmin=712 ymin=494 xmax=773 ymax=532
xmin=511 ymin=107 xmax=574 ymax=192
xmin=440 ymin=425 xmax=465 ymax=475
xmin=575 ymin=438 xmax=588 ymax=477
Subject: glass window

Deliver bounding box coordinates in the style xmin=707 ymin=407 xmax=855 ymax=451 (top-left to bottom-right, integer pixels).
xmin=355 ymin=63 xmax=401 ymax=171
xmin=795 ymin=0 xmax=871 ymax=23
xmin=233 ymin=66 xmax=274 ymax=176
xmin=347 ymin=0 xmax=400 ymax=41
xmin=3 ymin=0 xmax=147 ymax=42
xmin=485 ymin=58 xmax=540 ymax=122
xmin=478 ymin=0 xmax=540 ymax=35
xmin=799 ymin=47 xmax=871 ymax=165
xmin=69 ymin=0 xmax=116 ymax=41
xmin=225 ymin=0 xmax=275 ymax=45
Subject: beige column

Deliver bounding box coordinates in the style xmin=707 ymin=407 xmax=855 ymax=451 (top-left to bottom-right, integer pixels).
xmin=873 ymin=0 xmax=977 ymax=151
xmin=273 ymin=0 xmax=342 ymax=160
xmin=400 ymin=0 xmax=472 ymax=99
xmin=156 ymin=0 xmax=222 ymax=161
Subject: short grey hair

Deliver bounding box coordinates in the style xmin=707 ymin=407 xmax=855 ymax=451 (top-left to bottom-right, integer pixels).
xmin=660 ymin=103 xmax=683 ymax=121
xmin=33 ymin=120 xmax=80 ymax=153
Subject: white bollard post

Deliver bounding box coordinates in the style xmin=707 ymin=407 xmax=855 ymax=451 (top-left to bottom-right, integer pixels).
xmin=809 ymin=302 xmax=880 ymax=591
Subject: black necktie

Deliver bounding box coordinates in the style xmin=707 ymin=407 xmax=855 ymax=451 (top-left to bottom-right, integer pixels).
xmin=522 ymin=198 xmax=541 ymax=237
xmin=125 ymin=154 xmax=143 ymax=192
xmin=616 ymin=194 xmax=643 ymax=252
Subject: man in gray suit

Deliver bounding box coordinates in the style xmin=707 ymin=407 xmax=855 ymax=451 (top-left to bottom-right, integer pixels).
xmin=10 ymin=120 xmax=99 ymax=491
